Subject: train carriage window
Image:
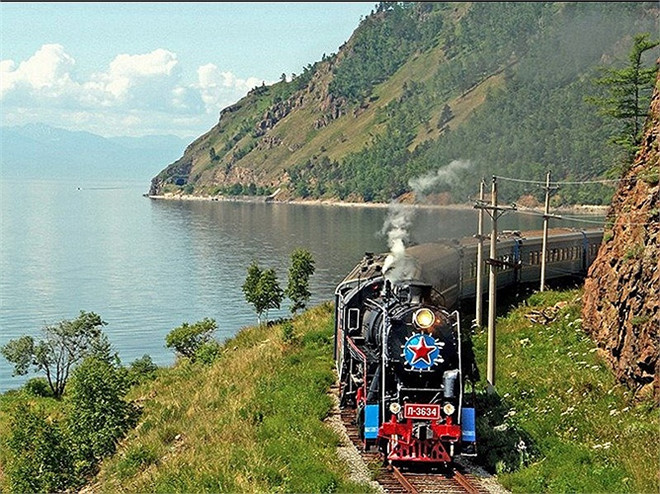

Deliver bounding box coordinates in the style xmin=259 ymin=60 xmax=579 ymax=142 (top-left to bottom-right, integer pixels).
xmin=347 ymin=308 xmax=360 ymax=332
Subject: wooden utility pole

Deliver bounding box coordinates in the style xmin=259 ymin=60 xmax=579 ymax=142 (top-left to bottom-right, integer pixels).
xmin=540 ymin=172 xmax=560 ymax=291
xmin=487 ymin=177 xmax=498 ymax=389
xmin=473 ymin=176 xmax=515 ymax=391
xmin=475 ymin=180 xmax=485 ymax=327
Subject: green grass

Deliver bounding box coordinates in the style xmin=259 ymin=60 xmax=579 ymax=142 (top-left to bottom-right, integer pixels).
xmin=89 ymin=302 xmax=375 ymax=493
xmin=2 ymin=292 xmax=657 ymax=493
xmin=470 ymin=289 xmax=659 ymax=494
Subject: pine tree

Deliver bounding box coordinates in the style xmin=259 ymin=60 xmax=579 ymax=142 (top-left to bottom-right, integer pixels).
xmin=589 ymin=33 xmax=659 ymax=167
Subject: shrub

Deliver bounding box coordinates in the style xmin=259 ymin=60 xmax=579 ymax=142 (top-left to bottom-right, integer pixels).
xmin=6 ymin=402 xmax=78 ymax=492
xmin=281 ymin=321 xmax=296 ymax=344
xmin=126 ymin=354 xmax=159 ymax=385
xmin=165 ymin=318 xmax=217 ymax=361
xmin=23 ymin=377 xmax=54 ymax=398
xmin=195 ymin=340 xmax=223 ymax=365
xmin=67 ymin=357 xmax=140 ymax=475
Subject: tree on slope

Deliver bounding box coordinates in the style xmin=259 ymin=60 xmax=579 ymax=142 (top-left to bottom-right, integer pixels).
xmin=242 ymin=261 xmax=284 ymax=325
xmin=285 ymin=248 xmax=316 ymax=315
xmin=589 ymin=32 xmax=659 ymax=168
xmin=1 ymin=311 xmax=109 ymax=398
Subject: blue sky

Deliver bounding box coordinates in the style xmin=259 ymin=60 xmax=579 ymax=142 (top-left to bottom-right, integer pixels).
xmin=1 ymin=2 xmax=375 ymax=139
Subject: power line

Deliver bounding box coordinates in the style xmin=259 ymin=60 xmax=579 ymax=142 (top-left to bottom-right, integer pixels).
xmin=512 ymin=208 xmax=656 ymax=227
xmin=494 ymin=175 xmax=622 ymax=186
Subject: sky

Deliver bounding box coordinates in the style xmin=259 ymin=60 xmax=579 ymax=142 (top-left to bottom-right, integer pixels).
xmin=0 ymin=2 xmax=375 ymax=140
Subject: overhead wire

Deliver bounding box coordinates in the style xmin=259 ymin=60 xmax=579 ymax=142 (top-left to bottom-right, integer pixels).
xmin=482 ymin=175 xmax=657 ymax=227
xmin=492 ymin=175 xmax=623 ymax=186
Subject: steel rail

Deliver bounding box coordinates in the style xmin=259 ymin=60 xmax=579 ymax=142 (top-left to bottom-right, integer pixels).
xmin=391 ymin=466 xmax=419 ymax=494
xmin=453 ymin=468 xmax=481 ymax=494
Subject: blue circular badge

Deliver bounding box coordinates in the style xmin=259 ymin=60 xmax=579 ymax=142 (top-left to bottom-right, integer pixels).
xmin=402 ymin=333 xmax=443 ymax=371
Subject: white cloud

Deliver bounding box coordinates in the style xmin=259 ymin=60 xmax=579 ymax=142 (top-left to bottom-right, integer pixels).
xmin=196 ymin=63 xmax=263 ymax=112
xmin=88 ymin=49 xmax=179 ymax=102
xmin=1 ymin=44 xmax=269 ymax=136
xmin=0 ymin=44 xmax=78 ymax=100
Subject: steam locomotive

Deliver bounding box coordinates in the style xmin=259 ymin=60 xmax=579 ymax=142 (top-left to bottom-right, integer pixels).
xmin=333 ymin=227 xmax=603 ymax=465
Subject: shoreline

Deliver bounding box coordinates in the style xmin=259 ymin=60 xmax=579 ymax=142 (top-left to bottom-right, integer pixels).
xmin=145 ymin=193 xmax=610 ymax=215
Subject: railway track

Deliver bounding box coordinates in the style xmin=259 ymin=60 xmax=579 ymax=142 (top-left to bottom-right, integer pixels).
xmin=339 ymin=407 xmax=491 ymax=493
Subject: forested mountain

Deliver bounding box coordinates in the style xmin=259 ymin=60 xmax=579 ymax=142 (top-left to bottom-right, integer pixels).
xmin=149 ymin=2 xmax=659 ymax=206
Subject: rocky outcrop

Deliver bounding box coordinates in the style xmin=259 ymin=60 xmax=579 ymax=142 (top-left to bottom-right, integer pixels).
xmin=582 ymin=68 xmax=660 ymax=401
xmin=149 ymin=156 xmax=193 ymax=195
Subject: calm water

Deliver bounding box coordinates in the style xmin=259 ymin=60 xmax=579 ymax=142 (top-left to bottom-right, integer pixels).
xmin=1 ymin=178 xmax=579 ymax=392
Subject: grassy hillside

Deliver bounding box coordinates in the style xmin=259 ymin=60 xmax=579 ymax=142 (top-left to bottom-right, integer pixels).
xmin=1 ymin=291 xmax=657 ymax=493
xmin=71 ymin=305 xmax=373 ymax=493
xmin=470 ymin=289 xmax=658 ymax=493
xmin=149 ymin=2 xmax=659 ymax=206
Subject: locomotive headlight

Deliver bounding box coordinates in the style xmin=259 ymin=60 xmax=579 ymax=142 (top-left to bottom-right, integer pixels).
xmin=413 ymin=308 xmax=435 ymax=329
xmin=443 ymin=403 xmax=456 ymax=416
xmin=389 ymin=402 xmax=401 ymax=414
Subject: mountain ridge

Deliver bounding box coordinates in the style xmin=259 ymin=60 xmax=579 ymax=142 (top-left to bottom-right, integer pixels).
xmin=1 ymin=123 xmax=189 ymax=181
xmin=148 ymin=2 xmax=658 ymax=206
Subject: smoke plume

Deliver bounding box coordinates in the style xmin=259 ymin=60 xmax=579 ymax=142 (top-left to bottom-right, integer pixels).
xmin=381 ymin=160 xmax=472 ymax=283
xmin=408 ymin=159 xmax=472 ymax=201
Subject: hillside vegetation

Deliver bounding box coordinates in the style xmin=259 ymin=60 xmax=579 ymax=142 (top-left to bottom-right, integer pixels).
xmin=1 ymin=293 xmax=657 ymax=493
xmin=149 ymin=2 xmax=659 ymax=206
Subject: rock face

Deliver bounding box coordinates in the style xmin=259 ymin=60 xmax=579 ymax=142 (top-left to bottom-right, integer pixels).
xmin=582 ymin=68 xmax=660 ymax=401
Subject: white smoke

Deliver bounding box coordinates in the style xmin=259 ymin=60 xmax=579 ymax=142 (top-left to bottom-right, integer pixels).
xmin=381 ymin=203 xmax=417 ymax=281
xmin=381 ymin=160 xmax=473 ymax=283
xmin=408 ymin=159 xmax=472 ymax=200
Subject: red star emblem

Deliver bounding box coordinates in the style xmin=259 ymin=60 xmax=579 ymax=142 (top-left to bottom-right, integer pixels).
xmin=409 ymin=336 xmax=435 ymax=365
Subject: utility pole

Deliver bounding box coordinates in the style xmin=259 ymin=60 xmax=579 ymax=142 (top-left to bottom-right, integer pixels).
xmin=475 ymin=179 xmax=485 ymax=327
xmin=473 ymin=176 xmax=515 ymax=391
xmin=540 ymin=172 xmax=560 ymax=292
xmin=487 ymin=177 xmax=498 ymax=390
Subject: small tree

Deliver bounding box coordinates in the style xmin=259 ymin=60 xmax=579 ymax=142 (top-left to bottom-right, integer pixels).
xmin=1 ymin=311 xmax=108 ymax=398
xmin=257 ymin=268 xmax=284 ymax=323
xmin=165 ymin=318 xmax=217 ymax=361
xmin=242 ymin=261 xmax=284 ymax=325
xmin=67 ymin=356 xmax=139 ymax=475
xmin=242 ymin=261 xmax=263 ymax=318
xmin=589 ymin=32 xmax=659 ymax=167
xmin=285 ymin=248 xmax=316 ymax=315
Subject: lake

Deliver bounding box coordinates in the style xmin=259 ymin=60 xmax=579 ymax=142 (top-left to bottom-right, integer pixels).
xmin=0 ymin=178 xmax=600 ymax=392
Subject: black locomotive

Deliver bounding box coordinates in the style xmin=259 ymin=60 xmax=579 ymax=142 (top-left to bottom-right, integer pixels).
xmin=333 ymin=227 xmax=603 ymax=465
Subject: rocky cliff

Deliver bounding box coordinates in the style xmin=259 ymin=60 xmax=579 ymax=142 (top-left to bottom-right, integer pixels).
xmin=582 ymin=67 xmax=660 ymax=401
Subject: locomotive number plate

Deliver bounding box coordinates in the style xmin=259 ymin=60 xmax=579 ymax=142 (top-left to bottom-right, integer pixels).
xmin=404 ymin=403 xmax=440 ymax=420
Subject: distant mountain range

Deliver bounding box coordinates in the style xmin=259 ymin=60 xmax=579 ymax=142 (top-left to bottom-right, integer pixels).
xmin=1 ymin=123 xmax=189 ymax=182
